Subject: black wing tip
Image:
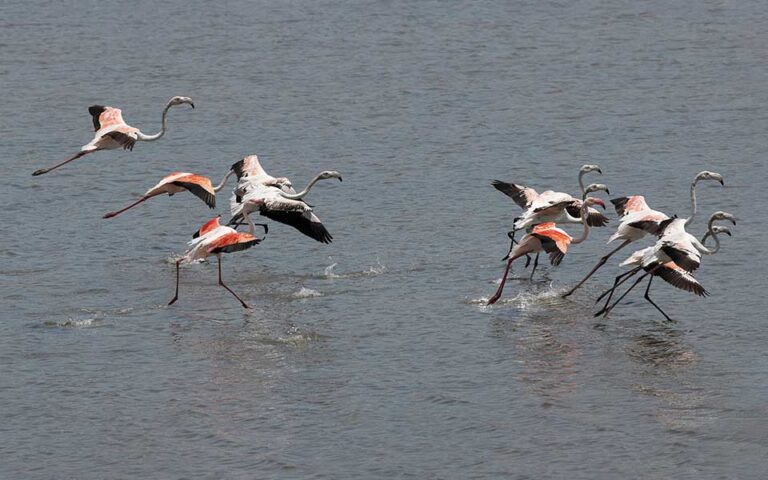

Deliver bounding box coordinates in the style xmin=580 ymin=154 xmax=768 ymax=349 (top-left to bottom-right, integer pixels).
xmin=610 ymin=197 xmax=629 ymax=216
xmin=587 ymin=213 xmax=610 ymax=227
xmin=231 ymin=158 xmax=245 ymax=179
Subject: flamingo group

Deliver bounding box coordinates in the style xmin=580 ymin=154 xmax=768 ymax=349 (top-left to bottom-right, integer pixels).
xmin=33 ymin=99 xmax=343 ymax=308
xmin=487 ymin=167 xmax=734 ymax=320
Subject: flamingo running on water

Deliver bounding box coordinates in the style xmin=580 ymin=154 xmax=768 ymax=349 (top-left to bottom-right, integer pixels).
xmin=32 ymin=96 xmax=195 ymax=176
xmin=227 ymin=156 xmax=342 ymax=243
xmin=594 ymin=211 xmax=735 ymax=320
xmin=168 ymin=216 xmax=262 ymax=309
xmin=486 ymin=197 xmax=605 ymax=305
xmin=561 ymin=170 xmax=725 ymax=298
xmin=103 ymin=171 xmax=234 ymax=218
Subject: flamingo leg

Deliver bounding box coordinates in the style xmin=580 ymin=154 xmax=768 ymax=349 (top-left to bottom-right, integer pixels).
xmin=562 ymin=240 xmax=631 ymax=298
xmin=487 ymin=257 xmax=515 ymax=305
xmin=32 ymin=150 xmax=95 ymax=176
xmin=217 ymin=255 xmax=250 ymax=309
xmin=529 ymin=253 xmax=540 ymax=280
xmin=642 ymin=276 xmax=673 ymax=322
xmin=168 ymin=259 xmax=182 ymax=305
xmin=595 ymin=270 xmax=651 ymax=318
xmin=595 ymin=265 xmax=644 ymax=307
xmin=103 ymin=196 xmax=151 ymax=219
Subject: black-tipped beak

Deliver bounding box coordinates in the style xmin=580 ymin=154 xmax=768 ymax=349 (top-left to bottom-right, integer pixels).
xmin=719 ymin=179 xmax=724 ymax=186
xmin=724 ymin=230 xmax=732 ymax=236
xmin=605 ymin=189 xmax=610 ymax=195
xmin=597 ymin=168 xmax=603 ymax=174
xmin=190 ymin=102 xmax=195 ymax=109
xmin=338 ymin=177 xmax=343 ymax=182
xmin=730 ymin=218 xmax=736 ymax=225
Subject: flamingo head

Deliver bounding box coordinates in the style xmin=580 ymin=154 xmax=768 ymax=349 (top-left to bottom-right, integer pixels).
xmin=580 ymin=164 xmax=602 ymax=175
xmin=709 ymin=210 xmax=736 ymax=225
xmin=583 ymin=197 xmax=606 ymax=209
xmin=584 ymin=183 xmax=610 ymax=196
xmin=694 ymin=170 xmax=724 ymax=186
xmin=168 ymin=96 xmax=195 ymax=109
xmin=318 ymin=170 xmax=343 ymax=182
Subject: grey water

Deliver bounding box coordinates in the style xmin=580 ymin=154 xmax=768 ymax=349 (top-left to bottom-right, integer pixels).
xmin=2 ymin=0 xmax=768 ymax=478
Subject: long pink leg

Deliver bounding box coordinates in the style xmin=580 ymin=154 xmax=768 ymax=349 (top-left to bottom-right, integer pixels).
xmin=32 ymin=150 xmax=95 ymax=176
xmin=168 ymin=260 xmax=182 ymax=305
xmin=103 ymin=196 xmax=151 ymax=219
xmin=218 ymin=256 xmax=250 ymax=309
xmin=487 ymin=253 xmax=526 ymax=305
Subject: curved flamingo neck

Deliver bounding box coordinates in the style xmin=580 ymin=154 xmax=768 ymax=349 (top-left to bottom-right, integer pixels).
xmin=214 ymin=170 xmax=233 ymax=192
xmin=279 ymin=173 xmax=326 ymax=200
xmin=137 ymin=102 xmax=172 ymax=142
xmin=702 ymin=216 xmax=720 ymax=255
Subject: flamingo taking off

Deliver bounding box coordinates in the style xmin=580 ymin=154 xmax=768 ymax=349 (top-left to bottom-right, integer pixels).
xmin=227 ymin=155 xmax=342 ymax=243
xmin=168 ymin=217 xmax=262 ymax=309
xmin=32 ymin=96 xmax=195 ymax=176
xmin=103 ymin=171 xmax=234 ymax=219
xmin=594 ymin=211 xmax=735 ymax=320
xmin=487 ymin=197 xmax=605 ymax=305
xmin=561 ymin=170 xmax=725 ymax=298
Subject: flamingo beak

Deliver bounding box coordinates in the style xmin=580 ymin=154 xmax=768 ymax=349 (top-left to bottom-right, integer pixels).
xmin=605 ymin=188 xmax=610 ymax=195
xmin=594 ymin=198 xmax=606 ymax=209
xmin=719 ymin=179 xmax=724 ymax=186
xmin=338 ymin=176 xmax=343 ymax=182
xmin=190 ymin=102 xmax=195 ymax=109
xmin=724 ymin=230 xmax=732 ymax=236
xmin=597 ymin=168 xmax=603 ymax=174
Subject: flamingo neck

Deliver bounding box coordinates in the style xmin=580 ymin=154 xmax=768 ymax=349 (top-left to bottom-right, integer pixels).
xmin=578 ymin=170 xmax=587 ymax=195
xmin=279 ymin=173 xmax=325 ymax=200
xmin=685 ymin=181 xmax=697 ymax=227
xmin=137 ymin=102 xmax=172 ymax=142
xmin=571 ymin=204 xmax=591 ymax=244
xmin=214 ymin=170 xmax=234 ymax=192
xmin=702 ymin=216 xmax=720 ymax=255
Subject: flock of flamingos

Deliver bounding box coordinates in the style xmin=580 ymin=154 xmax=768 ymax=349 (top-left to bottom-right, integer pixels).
xmin=31 ymin=96 xmax=735 ymax=320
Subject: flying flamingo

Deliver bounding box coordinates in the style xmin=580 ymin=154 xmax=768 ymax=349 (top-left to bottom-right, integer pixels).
xmin=594 ymin=211 xmax=735 ymax=320
xmin=103 ymin=171 xmax=234 ymax=218
xmin=32 ymin=96 xmax=195 ymax=176
xmin=168 ymin=216 xmax=262 ymax=309
xmin=561 ymin=170 xmax=725 ymax=298
xmin=227 ymin=156 xmax=342 ymax=243
xmin=486 ymin=197 xmax=605 ymax=305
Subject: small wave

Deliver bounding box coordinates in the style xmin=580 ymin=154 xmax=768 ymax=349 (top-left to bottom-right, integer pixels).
xmin=44 ymin=317 xmax=96 ymax=328
xmin=293 ymin=287 xmax=322 ymax=298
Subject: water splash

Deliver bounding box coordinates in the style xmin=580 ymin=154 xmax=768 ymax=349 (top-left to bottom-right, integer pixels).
xmin=44 ymin=317 xmax=96 ymax=328
xmin=293 ymin=287 xmax=322 ymax=298
xmin=324 ymin=262 xmax=339 ymax=279
xmin=364 ymin=259 xmax=387 ymax=276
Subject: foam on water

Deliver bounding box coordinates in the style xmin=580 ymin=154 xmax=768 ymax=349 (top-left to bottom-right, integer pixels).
xmin=293 ymin=287 xmax=322 ymax=298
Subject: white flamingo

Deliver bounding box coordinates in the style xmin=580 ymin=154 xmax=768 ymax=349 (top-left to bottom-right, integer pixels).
xmin=32 ymin=96 xmax=195 ymax=176
xmin=562 ymin=170 xmax=725 ymax=298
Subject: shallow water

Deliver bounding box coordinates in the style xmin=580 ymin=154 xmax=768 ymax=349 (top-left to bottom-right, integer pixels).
xmin=2 ymin=0 xmax=768 ymax=478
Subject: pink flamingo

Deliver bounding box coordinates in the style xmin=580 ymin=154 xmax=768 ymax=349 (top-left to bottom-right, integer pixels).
xmin=32 ymin=96 xmax=194 ymax=176
xmin=487 ymin=197 xmax=605 ymax=305
xmin=168 ymin=217 xmax=262 ymax=309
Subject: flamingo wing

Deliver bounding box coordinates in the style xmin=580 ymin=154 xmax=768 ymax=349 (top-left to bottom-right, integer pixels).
xmin=172 ymin=174 xmax=216 ymax=209
xmin=103 ymin=130 xmax=136 ymax=151
xmin=209 ymin=232 xmax=260 ymax=254
xmin=648 ymin=262 xmax=708 ymax=296
xmin=491 ymin=180 xmax=538 ymax=209
xmin=564 ymin=203 xmax=609 ymax=227
xmin=611 ymin=195 xmax=651 ymax=217
xmin=231 ymin=155 xmax=268 ymax=180
xmin=530 ymin=224 xmax=572 ymax=266
xmin=259 ymin=209 xmax=333 ymax=244
xmin=88 ymin=106 xmax=127 ymax=131
xmin=659 ymin=244 xmax=701 ymax=273
xmin=192 ymin=217 xmax=222 ymax=239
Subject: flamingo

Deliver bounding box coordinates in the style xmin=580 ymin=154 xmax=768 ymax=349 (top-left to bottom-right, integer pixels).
xmin=594 ymin=211 xmax=735 ymax=320
xmin=103 ymin=171 xmax=234 ymax=218
xmin=486 ymin=197 xmax=605 ymax=305
xmin=561 ymin=170 xmax=725 ymax=298
xmin=31 ymin=96 xmax=195 ymax=176
xmin=168 ymin=217 xmax=261 ymax=309
xmin=227 ymin=156 xmax=342 ymax=243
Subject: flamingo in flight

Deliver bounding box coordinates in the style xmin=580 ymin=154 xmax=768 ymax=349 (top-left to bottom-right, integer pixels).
xmin=227 ymin=155 xmax=342 ymax=243
xmin=561 ymin=170 xmax=725 ymax=298
xmin=594 ymin=211 xmax=735 ymax=320
xmin=487 ymin=197 xmax=605 ymax=305
xmin=168 ymin=216 xmax=262 ymax=309
xmin=103 ymin=171 xmax=234 ymax=218
xmin=32 ymin=96 xmax=195 ymax=176
xmin=493 ymin=164 xmax=610 ymax=275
